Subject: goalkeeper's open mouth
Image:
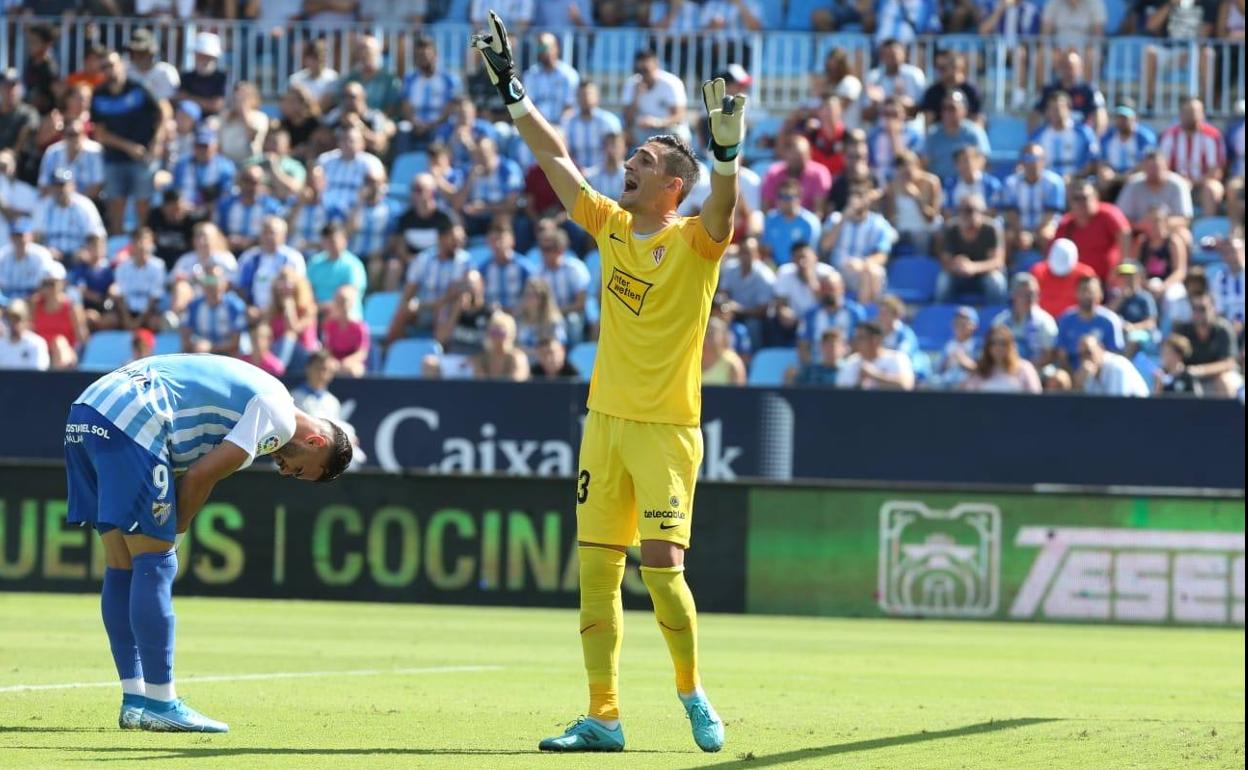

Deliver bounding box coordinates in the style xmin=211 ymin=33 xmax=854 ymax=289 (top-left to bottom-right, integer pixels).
xmin=623 ymin=175 xmax=639 ymax=194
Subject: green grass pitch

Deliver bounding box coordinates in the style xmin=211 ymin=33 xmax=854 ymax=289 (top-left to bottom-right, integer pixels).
xmin=0 ymin=593 xmax=1242 ymax=769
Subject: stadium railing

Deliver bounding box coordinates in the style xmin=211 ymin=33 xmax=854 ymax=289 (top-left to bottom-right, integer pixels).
xmin=1 ymin=17 xmax=1243 ymax=119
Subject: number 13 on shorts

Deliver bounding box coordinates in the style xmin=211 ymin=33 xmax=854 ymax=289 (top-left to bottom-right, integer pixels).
xmin=575 ymin=412 xmax=703 ymax=549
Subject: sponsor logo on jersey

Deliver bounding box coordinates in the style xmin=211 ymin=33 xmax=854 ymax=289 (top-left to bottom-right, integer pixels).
xmin=151 ymin=502 xmax=172 ymax=526
xmin=651 ymin=245 xmax=666 ymax=265
xmin=606 ymin=267 xmax=653 ymax=316
xmin=257 ymin=435 xmax=281 ymax=455
xmin=643 ymin=509 xmax=686 ymax=520
xmin=64 ymin=423 xmax=111 ymax=443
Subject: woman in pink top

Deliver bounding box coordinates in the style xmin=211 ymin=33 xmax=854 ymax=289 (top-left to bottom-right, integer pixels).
xmin=321 ymin=284 xmax=369 ymax=377
xmin=964 ymin=325 xmax=1042 ymax=394
xmin=240 ymin=321 xmax=285 ymax=377
xmin=266 ymin=266 xmax=319 ymax=369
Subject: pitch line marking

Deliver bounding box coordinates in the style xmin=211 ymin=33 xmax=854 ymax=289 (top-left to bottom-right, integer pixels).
xmin=0 ymin=665 xmax=504 ymax=694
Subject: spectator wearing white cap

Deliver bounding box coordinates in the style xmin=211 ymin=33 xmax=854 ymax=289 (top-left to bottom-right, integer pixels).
xmin=178 ymin=32 xmax=227 ymax=115
xmin=111 ymin=227 xmax=168 ymax=331
xmin=32 ymin=168 xmax=107 ymax=262
xmin=37 ymin=117 xmax=104 ymax=199
xmin=1074 ymin=334 xmax=1150 ymax=397
xmin=29 ymin=259 xmax=87 ymax=370
xmin=0 ymin=218 xmax=54 ymax=301
xmin=1028 ymin=235 xmax=1098 ymax=316
xmin=0 ymin=298 xmax=50 ymax=371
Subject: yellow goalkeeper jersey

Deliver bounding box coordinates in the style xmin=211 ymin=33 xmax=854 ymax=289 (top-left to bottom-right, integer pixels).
xmin=571 ymin=183 xmax=731 ymax=427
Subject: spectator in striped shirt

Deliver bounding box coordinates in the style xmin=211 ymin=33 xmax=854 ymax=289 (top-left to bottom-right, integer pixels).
xmin=236 ymin=216 xmax=307 ymax=316
xmin=37 ymin=117 xmax=104 ymax=199
xmin=1030 ymin=92 xmax=1101 ymax=180
xmin=317 ymin=124 xmax=386 ymax=213
xmin=584 ymin=132 xmax=627 ymax=202
xmin=532 ymin=220 xmax=590 ymax=344
xmin=70 ymin=233 xmax=118 ymax=330
xmin=455 ymin=137 xmax=523 ymax=236
xmin=820 ymin=186 xmax=897 ymax=303
xmin=387 ymin=221 xmax=471 ymax=342
xmin=401 ymin=36 xmax=462 ymax=150
xmin=560 ymin=81 xmax=623 ymax=170
xmin=345 ymin=175 xmax=395 ymax=274
xmin=1098 ymin=104 xmax=1157 ymax=184
xmin=944 ymin=145 xmax=1001 ymax=217
xmin=33 ymin=168 xmax=107 ymax=262
xmin=308 ymin=221 xmax=368 ymax=317
xmin=289 ymin=165 xmax=339 ymax=256
xmin=522 ymin=33 xmax=580 ymax=124
xmin=797 ymin=270 xmax=866 ymax=363
xmin=110 ymin=227 xmax=167 ymax=331
xmin=480 ymin=221 xmax=529 ymax=314
xmin=171 ymin=125 xmax=237 ymax=212
xmin=216 ymin=164 xmax=283 ymax=253
xmin=997 ymin=142 xmax=1066 ymax=256
xmin=433 ymin=96 xmax=500 ymax=174
xmin=0 ymin=218 xmax=54 ymax=300
xmin=873 ymin=0 xmax=942 ymax=43
xmin=181 ymin=264 xmax=247 ymax=354
xmin=1160 ymin=97 xmax=1226 ymax=217
xmin=867 ymin=96 xmax=925 ymax=187
xmin=1032 ymin=51 xmax=1107 ymax=135
xmin=1208 ymin=236 xmax=1245 ymax=331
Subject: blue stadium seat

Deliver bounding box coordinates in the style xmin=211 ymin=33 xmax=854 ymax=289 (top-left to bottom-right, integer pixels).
xmin=912 ymin=304 xmax=962 ymax=351
xmin=569 ymin=341 xmax=597 ymax=380
xmin=987 ymin=116 xmax=1028 ymax=163
xmin=784 ymin=0 xmax=824 ymax=30
xmin=976 ymin=305 xmax=1009 ymax=336
xmin=748 ymin=347 xmax=799 ymax=386
xmin=755 ymin=32 xmax=813 ymax=76
xmin=745 ymin=114 xmax=785 ymax=165
xmin=389 ymin=152 xmax=429 ymax=199
xmin=1192 ymin=216 xmax=1231 ymax=242
xmin=887 ymin=257 xmax=941 ymax=304
xmin=363 ymin=291 xmax=402 ymax=338
xmin=468 ymin=243 xmax=493 ymax=267
xmin=1012 ymin=249 xmax=1044 ymax=275
xmin=80 ymin=331 xmax=132 ymax=372
xmin=107 ymin=235 xmax=131 ymax=260
xmin=1104 ymin=0 xmax=1130 ymax=33
xmin=153 ymin=331 xmax=181 ymax=355
xmin=383 ymin=338 xmax=443 ymax=378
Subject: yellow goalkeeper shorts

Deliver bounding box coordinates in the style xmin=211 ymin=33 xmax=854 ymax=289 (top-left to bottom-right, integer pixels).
xmin=574 ymin=410 xmax=703 ymax=549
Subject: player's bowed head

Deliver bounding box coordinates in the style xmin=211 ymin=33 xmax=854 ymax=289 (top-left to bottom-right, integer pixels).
xmin=272 ymin=412 xmax=353 ymax=482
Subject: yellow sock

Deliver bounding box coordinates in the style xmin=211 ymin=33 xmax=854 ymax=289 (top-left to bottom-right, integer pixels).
xmin=641 ymin=565 xmax=700 ymax=694
xmin=578 ymin=546 xmax=625 ymax=721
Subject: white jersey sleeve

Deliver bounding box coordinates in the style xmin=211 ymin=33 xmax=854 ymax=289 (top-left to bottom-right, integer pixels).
xmin=222 ymin=392 xmax=298 ymax=469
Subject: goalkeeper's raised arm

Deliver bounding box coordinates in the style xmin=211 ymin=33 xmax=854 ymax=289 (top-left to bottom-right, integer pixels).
xmin=471 ymin=10 xmax=585 ymax=215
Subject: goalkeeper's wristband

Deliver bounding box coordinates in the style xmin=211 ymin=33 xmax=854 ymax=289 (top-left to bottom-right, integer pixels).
xmin=707 ymin=140 xmax=742 ymax=164
xmin=507 ymin=95 xmax=534 ymax=119
xmin=496 ymin=73 xmax=527 ymax=107
xmin=712 ymin=157 xmax=740 ymax=176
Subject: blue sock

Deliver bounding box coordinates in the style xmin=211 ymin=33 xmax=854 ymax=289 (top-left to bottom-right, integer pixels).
xmin=130 ymin=551 xmax=177 ymax=701
xmin=101 ymin=567 xmax=143 ymax=683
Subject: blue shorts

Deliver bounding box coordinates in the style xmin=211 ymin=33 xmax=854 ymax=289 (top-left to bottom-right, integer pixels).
xmin=64 ymin=403 xmax=177 ymax=542
xmin=103 ymin=158 xmax=158 ymax=201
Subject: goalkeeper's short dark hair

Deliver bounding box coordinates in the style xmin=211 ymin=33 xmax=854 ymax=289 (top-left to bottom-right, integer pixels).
xmin=318 ymin=420 xmax=354 ymax=482
xmin=650 ymin=134 xmax=700 ymax=205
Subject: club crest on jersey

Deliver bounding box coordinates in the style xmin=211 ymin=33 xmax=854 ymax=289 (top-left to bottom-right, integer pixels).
xmin=257 ymin=435 xmax=281 ymax=455
xmin=151 ymin=502 xmax=172 ymax=526
xmin=651 ymin=245 xmax=666 ymax=265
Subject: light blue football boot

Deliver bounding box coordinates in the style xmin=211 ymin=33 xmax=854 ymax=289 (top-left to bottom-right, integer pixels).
xmin=538 ymin=717 xmax=625 ymax=752
xmin=139 ymin=698 xmax=229 ymax=733
xmin=681 ymin=691 xmax=724 ymax=752
xmin=118 ymin=693 xmax=145 ymax=730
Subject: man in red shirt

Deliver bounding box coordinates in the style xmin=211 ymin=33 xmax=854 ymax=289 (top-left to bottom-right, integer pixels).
xmin=1032 ymin=237 xmax=1097 ymax=317
xmin=1054 ymin=180 xmax=1132 ymax=282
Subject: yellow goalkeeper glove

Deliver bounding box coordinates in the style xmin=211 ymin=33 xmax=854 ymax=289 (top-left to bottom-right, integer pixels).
xmin=701 ymin=77 xmax=747 ymax=164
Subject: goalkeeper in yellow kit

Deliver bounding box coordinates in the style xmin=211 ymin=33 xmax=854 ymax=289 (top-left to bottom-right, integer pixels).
xmin=472 ymin=11 xmax=746 ymax=754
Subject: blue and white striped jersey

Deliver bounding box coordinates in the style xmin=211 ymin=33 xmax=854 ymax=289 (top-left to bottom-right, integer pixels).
xmin=1099 ymin=125 xmax=1157 ymax=174
xmin=995 ymin=170 xmax=1066 ymax=229
xmin=480 ymin=256 xmax=530 ymax=310
xmin=1030 ymin=121 xmax=1100 ymax=177
xmin=74 ymin=354 xmax=296 ymax=470
xmin=522 ymin=61 xmax=580 ymax=121
xmin=347 ymin=198 xmax=396 ymax=257
xmin=402 ymin=69 xmax=462 ymax=124
xmin=32 ymin=193 xmax=106 ymax=256
xmin=560 ymin=108 xmax=624 ymax=170
xmin=171 ymin=154 xmax=237 ymax=206
xmin=317 ymin=149 xmax=386 ymax=212
xmin=38 ymin=140 xmax=106 ymax=190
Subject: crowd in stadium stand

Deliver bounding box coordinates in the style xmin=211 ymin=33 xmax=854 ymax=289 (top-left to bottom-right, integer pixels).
xmin=0 ymin=2 xmax=1243 ymax=402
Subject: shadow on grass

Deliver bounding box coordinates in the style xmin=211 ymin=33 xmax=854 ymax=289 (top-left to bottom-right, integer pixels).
xmin=0 ymin=726 xmax=117 ymax=734
xmin=710 ymin=718 xmax=1058 ymax=769
xmin=1 ymin=746 xmax=683 ymax=759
